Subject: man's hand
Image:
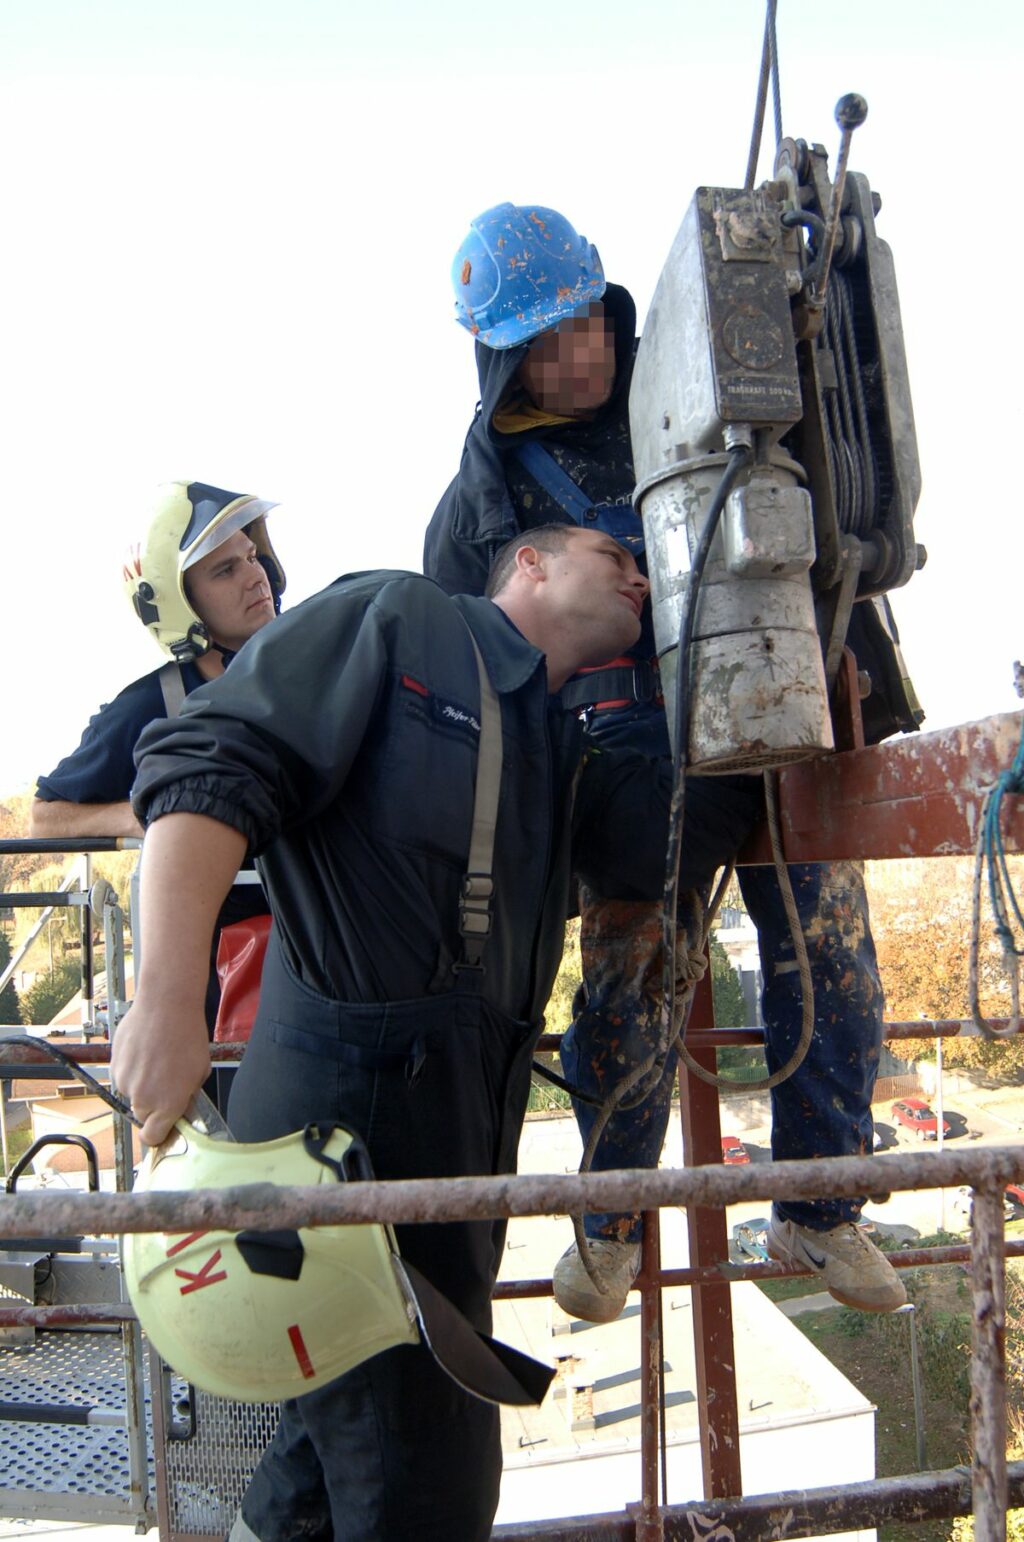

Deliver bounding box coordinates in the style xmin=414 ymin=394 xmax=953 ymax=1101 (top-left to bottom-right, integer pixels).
xmin=111 ymin=996 xmax=211 ymax=1146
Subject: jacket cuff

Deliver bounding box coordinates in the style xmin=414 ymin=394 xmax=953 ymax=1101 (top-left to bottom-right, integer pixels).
xmin=135 ymin=783 xmax=264 ymax=850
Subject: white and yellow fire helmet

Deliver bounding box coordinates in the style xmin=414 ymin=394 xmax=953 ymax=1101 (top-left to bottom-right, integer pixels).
xmin=121 ymin=480 xmax=285 ymax=661
xmin=123 ymin=1118 xmax=553 ymax=1408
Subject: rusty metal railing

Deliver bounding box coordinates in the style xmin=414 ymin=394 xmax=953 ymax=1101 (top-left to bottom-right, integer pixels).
xmin=2 ymin=1139 xmax=1022 ymax=1539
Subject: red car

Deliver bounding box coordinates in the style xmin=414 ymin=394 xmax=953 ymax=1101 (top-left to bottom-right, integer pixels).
xmin=891 ymin=1097 xmax=951 ymax=1140
xmin=721 ymin=1135 xmax=750 ymax=1165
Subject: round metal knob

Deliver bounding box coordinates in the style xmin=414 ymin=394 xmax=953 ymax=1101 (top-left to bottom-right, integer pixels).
xmin=835 ymin=93 xmax=868 ymax=130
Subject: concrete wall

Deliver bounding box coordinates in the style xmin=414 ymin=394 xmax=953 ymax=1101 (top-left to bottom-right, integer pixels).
xmin=497 ymin=1407 xmax=876 ymax=1541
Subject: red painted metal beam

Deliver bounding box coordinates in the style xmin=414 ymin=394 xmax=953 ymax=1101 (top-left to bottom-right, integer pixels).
xmin=678 ymin=974 xmax=742 ymax=1501
xmin=739 ymin=709 xmax=1024 ymax=864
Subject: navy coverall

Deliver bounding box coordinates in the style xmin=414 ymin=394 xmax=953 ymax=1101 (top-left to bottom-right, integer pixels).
xmin=132 ymin=571 xmax=757 ymax=1541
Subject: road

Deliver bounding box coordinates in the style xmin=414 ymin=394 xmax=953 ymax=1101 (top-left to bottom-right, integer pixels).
xmin=724 ymin=1078 xmax=1024 ymax=1242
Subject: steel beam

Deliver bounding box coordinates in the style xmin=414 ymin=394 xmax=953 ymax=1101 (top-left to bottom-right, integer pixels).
xmin=739 ymin=709 xmax=1024 ymax=863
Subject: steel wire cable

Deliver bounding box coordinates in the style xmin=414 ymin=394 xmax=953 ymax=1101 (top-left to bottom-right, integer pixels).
xmin=767 ymin=0 xmax=783 ymax=150
xmin=744 ymin=5 xmax=774 ymax=189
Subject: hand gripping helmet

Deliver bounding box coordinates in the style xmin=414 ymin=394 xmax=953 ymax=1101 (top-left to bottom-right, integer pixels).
xmin=453 ymin=202 xmax=605 ymax=348
xmin=122 ymin=481 xmax=286 ymax=661
xmin=123 ymin=1118 xmax=553 ymax=1407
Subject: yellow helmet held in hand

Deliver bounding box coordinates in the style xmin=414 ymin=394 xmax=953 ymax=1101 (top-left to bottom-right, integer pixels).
xmin=123 ymin=1119 xmax=554 ymax=1408
xmin=121 ymin=480 xmax=285 ymax=661
xmin=123 ymin=1121 xmax=418 ymax=1402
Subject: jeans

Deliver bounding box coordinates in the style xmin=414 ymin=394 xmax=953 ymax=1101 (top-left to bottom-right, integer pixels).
xmin=560 ymin=699 xmax=885 ymax=1242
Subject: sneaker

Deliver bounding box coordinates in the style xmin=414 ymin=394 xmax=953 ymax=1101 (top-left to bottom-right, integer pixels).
xmin=552 ymin=1239 xmax=642 ymax=1324
xmin=767 ymin=1214 xmax=907 ymax=1313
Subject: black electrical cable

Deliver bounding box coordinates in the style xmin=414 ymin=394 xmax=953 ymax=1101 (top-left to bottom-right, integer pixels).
xmin=529 ymin=451 xmax=753 ymax=1119
xmin=529 ymin=1060 xmax=605 ymax=1109
xmin=580 ymin=444 xmax=753 ymax=1140
xmin=565 ymin=447 xmax=752 ymax=1296
xmin=1 ymin=1037 xmax=140 ymax=1127
xmin=652 ymin=445 xmax=753 ymax=1084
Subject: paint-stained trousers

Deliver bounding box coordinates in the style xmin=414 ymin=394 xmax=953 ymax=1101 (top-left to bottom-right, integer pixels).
xmin=560 ymin=702 xmax=885 ymax=1243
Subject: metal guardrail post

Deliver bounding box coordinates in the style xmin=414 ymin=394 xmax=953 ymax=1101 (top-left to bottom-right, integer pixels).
xmin=679 ymin=973 xmax=742 ymax=1500
xmin=635 ymin=1208 xmax=664 ymax=1542
xmin=970 ymin=1186 xmax=1008 ymax=1541
xmin=99 ymin=875 xmax=152 ymax=1531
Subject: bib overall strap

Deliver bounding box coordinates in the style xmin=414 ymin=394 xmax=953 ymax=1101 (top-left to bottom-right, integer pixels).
xmin=457 ymin=631 xmax=503 ymax=972
xmin=158 ymin=661 xmax=188 ymax=717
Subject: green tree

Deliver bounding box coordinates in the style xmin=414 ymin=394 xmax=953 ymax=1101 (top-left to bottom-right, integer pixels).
xmin=0 ymin=933 xmax=21 ymax=1025
xmin=20 ymin=959 xmax=81 ymax=1028
xmin=710 ymin=931 xmax=746 ymax=1028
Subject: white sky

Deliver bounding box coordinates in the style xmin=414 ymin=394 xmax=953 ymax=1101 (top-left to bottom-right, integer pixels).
xmin=2 ymin=0 xmax=1021 ymax=793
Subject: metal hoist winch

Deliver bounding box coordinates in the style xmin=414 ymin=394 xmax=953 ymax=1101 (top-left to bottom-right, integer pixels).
xmin=631 ymin=94 xmax=923 ymax=772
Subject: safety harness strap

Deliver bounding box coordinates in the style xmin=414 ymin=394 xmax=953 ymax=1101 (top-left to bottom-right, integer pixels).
xmin=514 ymin=439 xmax=595 ymax=524
xmin=560 ymin=659 xmax=660 ymax=711
xmin=457 ymin=631 xmax=503 ymax=971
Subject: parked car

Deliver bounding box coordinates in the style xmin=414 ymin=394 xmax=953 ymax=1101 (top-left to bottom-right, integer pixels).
xmin=952 ymin=1185 xmax=1024 ymax=1223
xmin=731 ymin=1217 xmax=769 ymax=1260
xmin=891 ymin=1097 xmax=952 ymax=1140
xmin=720 ymin=1135 xmax=750 ymax=1165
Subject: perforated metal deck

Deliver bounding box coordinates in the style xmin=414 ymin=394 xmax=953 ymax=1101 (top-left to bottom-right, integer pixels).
xmin=158 ymin=1387 xmax=279 ymax=1539
xmin=0 ymin=1329 xmax=278 ymax=1536
xmin=0 ymin=1327 xmax=150 ymax=1526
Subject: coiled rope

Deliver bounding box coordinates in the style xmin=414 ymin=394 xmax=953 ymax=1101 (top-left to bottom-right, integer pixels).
xmin=970 ymin=715 xmax=1024 ymax=1038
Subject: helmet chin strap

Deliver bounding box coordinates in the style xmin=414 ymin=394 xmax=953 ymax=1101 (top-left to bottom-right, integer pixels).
xmin=255 ymin=552 xmax=284 ymax=614
xmin=209 ymin=640 xmax=238 ymax=669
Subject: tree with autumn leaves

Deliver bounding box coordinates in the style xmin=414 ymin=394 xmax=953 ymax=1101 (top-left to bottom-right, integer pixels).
xmin=865 ymin=856 xmax=1024 ymax=1075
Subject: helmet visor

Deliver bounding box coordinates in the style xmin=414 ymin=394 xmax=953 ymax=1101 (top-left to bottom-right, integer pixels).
xmin=182 ymin=496 xmax=278 ymax=571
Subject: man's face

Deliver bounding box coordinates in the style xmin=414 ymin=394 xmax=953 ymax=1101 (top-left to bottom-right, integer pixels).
xmin=544 ymin=528 xmax=648 ymax=663
xmin=186 ymin=528 xmax=276 ymax=653
xmin=517 ymin=302 xmax=616 ymax=417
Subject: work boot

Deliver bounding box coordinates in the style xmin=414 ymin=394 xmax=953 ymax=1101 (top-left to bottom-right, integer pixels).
xmin=552 ymin=1239 xmax=641 ymax=1323
xmin=767 ymin=1213 xmax=907 ymax=1312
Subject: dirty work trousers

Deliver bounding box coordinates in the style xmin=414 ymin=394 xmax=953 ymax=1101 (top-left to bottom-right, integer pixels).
xmin=560 ymin=700 xmax=885 ymax=1243
xmin=227 ymin=938 xmax=538 ymax=1542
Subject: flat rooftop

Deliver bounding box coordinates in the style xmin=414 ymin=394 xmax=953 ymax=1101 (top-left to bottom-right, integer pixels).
xmin=492 ymin=1112 xmax=875 ymax=1538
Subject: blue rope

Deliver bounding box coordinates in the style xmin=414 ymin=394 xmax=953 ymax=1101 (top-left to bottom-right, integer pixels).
xmin=983 ymin=717 xmax=1024 ymax=957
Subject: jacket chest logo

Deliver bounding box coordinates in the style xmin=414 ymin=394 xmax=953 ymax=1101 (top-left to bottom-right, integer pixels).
xmin=399 ymin=674 xmax=480 ymax=741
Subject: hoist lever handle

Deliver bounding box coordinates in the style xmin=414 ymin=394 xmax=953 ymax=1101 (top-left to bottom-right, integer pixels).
xmin=810 ymin=93 xmax=868 ymax=306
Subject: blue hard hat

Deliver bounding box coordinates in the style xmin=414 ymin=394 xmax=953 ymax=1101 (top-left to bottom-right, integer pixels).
xmin=452 ymin=202 xmax=605 ymax=349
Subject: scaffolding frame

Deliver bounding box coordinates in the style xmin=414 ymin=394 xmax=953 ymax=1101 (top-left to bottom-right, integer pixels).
xmin=0 ymin=705 xmax=1022 ymax=1539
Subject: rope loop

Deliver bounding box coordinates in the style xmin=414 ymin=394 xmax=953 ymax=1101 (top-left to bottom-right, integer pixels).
xmin=969 ymin=716 xmax=1024 ymax=1038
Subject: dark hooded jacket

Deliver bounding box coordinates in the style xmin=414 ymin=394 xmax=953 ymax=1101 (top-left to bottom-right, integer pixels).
xmin=423 ymin=282 xmax=921 ymax=741
xmin=424 ymin=284 xmax=640 ymax=613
